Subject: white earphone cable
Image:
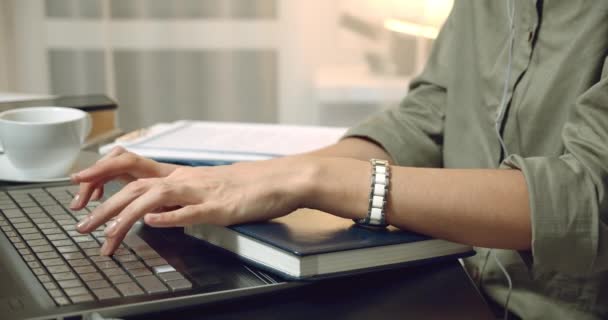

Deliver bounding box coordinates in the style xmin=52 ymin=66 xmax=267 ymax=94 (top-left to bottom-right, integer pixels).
xmin=480 ymin=1 xmax=517 ymax=319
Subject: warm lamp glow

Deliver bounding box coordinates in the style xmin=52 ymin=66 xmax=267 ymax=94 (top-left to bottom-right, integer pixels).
xmin=383 ymin=18 xmax=439 ymax=39
xmin=383 ymin=0 xmax=452 ymax=39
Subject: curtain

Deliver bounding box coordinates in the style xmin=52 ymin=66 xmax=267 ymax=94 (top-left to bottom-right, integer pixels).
xmin=0 ymin=0 xmax=17 ymax=92
xmin=41 ymin=0 xmax=279 ymax=131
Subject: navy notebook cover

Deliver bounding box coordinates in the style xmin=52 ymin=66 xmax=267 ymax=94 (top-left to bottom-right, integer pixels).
xmin=230 ymin=210 xmax=457 ymax=256
xmin=187 ymin=209 xmax=475 ymax=280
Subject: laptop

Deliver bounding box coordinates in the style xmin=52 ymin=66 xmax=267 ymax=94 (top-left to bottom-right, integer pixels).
xmin=0 ymin=181 xmax=297 ymax=320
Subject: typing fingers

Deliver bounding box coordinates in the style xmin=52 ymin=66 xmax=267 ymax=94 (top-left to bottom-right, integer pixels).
xmin=70 ymin=173 xmax=132 ymax=210
xmin=76 ymin=178 xmax=155 ymax=234
xmin=71 ymin=151 xmax=141 ymax=184
xmin=144 ymin=205 xmax=204 ymax=227
xmin=100 ymin=181 xmax=185 ymax=255
xmin=144 ymin=202 xmax=230 ymax=227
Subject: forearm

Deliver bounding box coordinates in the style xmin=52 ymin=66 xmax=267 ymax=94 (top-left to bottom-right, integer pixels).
xmin=301 ymin=158 xmax=531 ymax=250
xmin=301 ymin=137 xmax=395 ymax=163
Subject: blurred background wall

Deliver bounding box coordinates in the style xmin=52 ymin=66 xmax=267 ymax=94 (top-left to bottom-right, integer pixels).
xmin=0 ymin=0 xmax=452 ymax=131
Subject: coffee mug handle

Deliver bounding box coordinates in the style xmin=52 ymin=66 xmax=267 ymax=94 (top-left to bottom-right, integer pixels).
xmin=81 ymin=113 xmax=93 ymax=144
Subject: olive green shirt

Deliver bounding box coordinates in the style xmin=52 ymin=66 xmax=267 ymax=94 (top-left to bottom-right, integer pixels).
xmin=344 ymin=1 xmax=608 ymax=319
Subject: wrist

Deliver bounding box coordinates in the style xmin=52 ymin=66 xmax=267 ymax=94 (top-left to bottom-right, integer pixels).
xmin=297 ymin=157 xmax=370 ymax=220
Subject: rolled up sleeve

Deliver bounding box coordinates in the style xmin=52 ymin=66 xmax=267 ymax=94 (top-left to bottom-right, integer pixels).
xmin=502 ymin=57 xmax=608 ymax=276
xmin=343 ymin=9 xmax=455 ymax=168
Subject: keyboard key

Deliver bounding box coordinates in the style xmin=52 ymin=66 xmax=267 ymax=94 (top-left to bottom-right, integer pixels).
xmin=57 ymin=245 xmax=79 ymax=253
xmin=56 ymin=217 xmax=74 ymax=224
xmin=62 ymin=252 xmax=85 ymax=260
xmin=31 ymin=217 xmax=52 ymax=224
xmin=27 ymin=213 xmax=46 ymax=219
xmin=31 ymin=267 xmax=47 ymax=276
xmin=81 ymin=272 xmax=104 ymax=281
xmin=0 ymin=203 xmax=17 ymax=210
xmin=27 ymin=239 xmax=49 ymax=247
xmin=47 ymin=265 xmax=71 ymax=274
xmin=64 ymin=287 xmax=89 ymax=297
xmin=31 ymin=245 xmax=54 ymax=254
xmin=90 ymin=255 xmax=111 ymax=263
xmin=67 ymin=230 xmax=82 ymax=237
xmin=113 ymin=248 xmax=132 ymax=256
xmin=22 ymin=233 xmax=43 ymax=240
xmin=14 ymin=242 xmax=26 ymax=249
xmin=78 ymin=241 xmax=99 ymax=249
xmin=83 ymin=248 xmax=100 ymax=256
xmin=10 ymin=238 xmax=23 ymax=246
xmin=135 ymin=249 xmax=160 ymax=259
xmin=18 ymin=248 xmax=32 ymax=256
xmin=61 ymin=224 xmax=77 ymax=231
xmin=3 ymin=209 xmax=24 ymax=218
xmin=88 ymin=279 xmax=111 ymax=289
xmin=128 ymin=268 xmax=153 ymax=277
xmin=72 ymin=235 xmax=94 ymax=243
xmin=38 ymin=275 xmax=52 ymax=282
xmin=115 ymin=254 xmax=138 ymax=263
xmin=13 ymin=222 xmax=34 ymax=229
xmin=17 ymin=227 xmax=38 ymax=235
xmin=95 ymin=261 xmax=118 ymax=270
xmin=42 ymin=258 xmax=65 ymax=267
xmin=4 ymin=230 xmax=17 ymax=237
xmin=102 ymin=268 xmax=126 ymax=277
xmin=18 ymin=201 xmax=38 ymax=208
xmin=43 ymin=281 xmax=58 ymax=290
xmin=42 ymin=228 xmax=63 ymax=235
xmin=73 ymin=266 xmax=97 ymax=274
xmin=54 ymin=296 xmax=71 ymax=306
xmin=27 ymin=260 xmax=41 ymax=269
xmin=122 ymin=261 xmax=145 ymax=270
xmin=44 ymin=205 xmax=66 ymax=216
xmin=58 ymin=279 xmax=82 ymax=289
xmin=8 ymin=217 xmax=28 ymax=224
xmin=54 ymin=272 xmax=77 ymax=281
xmin=70 ymin=293 xmax=95 ymax=304
xmin=48 ymin=289 xmax=64 ymax=298
xmin=93 ymin=287 xmax=120 ymax=300
xmin=37 ymin=251 xmax=60 ymax=260
xmin=144 ymin=257 xmax=168 ymax=267
xmin=37 ymin=222 xmax=58 ymax=229
xmin=51 ymin=239 xmax=74 ymax=247
xmin=136 ymin=275 xmax=168 ymax=294
xmin=22 ymin=254 xmax=36 ymax=262
xmin=109 ymin=275 xmax=132 ymax=284
xmin=116 ymin=282 xmax=144 ymax=297
xmin=166 ymin=279 xmax=192 ymax=291
xmin=47 ymin=233 xmax=68 ymax=241
xmin=23 ymin=207 xmax=43 ymax=214
xmin=152 ymin=265 xmax=176 ymax=274
xmin=68 ymin=259 xmax=91 ymax=267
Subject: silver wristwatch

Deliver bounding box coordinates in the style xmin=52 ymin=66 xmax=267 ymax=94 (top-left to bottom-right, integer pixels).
xmin=355 ymin=159 xmax=390 ymax=228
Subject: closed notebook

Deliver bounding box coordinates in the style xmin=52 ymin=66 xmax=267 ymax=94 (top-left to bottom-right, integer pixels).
xmin=184 ymin=209 xmax=475 ymax=280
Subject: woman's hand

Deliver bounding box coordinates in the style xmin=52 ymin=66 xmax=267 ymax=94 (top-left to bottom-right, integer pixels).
xmin=72 ymin=151 xmax=320 ymax=255
xmin=70 ymin=146 xmax=180 ymax=210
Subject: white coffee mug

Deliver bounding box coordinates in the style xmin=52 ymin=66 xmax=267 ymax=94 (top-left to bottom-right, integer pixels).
xmin=0 ymin=106 xmax=91 ymax=179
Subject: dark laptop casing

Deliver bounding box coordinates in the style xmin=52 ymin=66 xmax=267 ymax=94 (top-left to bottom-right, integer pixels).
xmin=0 ymin=182 xmax=298 ymax=320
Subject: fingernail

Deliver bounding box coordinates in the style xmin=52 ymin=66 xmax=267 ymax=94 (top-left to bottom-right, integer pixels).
xmin=76 ymin=216 xmax=90 ymax=230
xmin=104 ymin=220 xmax=118 ymax=237
xmin=70 ymin=173 xmax=79 ymax=182
xmin=144 ymin=214 xmax=157 ymax=224
xmin=69 ymin=194 xmax=80 ymax=209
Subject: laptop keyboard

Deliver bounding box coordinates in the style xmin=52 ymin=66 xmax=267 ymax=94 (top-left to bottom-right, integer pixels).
xmin=0 ymin=186 xmax=192 ymax=306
